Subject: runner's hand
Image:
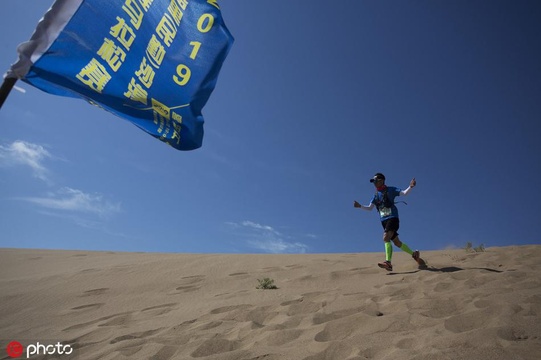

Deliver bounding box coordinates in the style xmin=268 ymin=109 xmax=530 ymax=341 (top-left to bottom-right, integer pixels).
xmin=410 ymin=178 xmax=416 ymax=188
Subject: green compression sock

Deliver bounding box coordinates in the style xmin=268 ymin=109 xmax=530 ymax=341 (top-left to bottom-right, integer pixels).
xmin=385 ymin=242 xmax=393 ymax=262
xmin=400 ymin=242 xmax=414 ymax=255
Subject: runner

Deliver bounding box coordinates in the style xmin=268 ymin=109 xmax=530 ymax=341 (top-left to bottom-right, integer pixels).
xmin=354 ymin=173 xmax=423 ymax=271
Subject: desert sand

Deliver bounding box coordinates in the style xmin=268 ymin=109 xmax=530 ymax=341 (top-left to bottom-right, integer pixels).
xmin=1 ymin=246 xmax=540 ymax=360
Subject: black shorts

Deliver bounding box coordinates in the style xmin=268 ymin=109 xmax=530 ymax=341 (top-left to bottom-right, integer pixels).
xmin=381 ymin=217 xmax=400 ymax=240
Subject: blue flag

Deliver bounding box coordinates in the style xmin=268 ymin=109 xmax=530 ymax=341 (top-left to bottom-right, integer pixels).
xmin=6 ymin=0 xmax=233 ymax=150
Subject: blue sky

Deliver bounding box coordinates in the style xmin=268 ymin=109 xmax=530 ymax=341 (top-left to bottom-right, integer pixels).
xmin=1 ymin=0 xmax=540 ymax=255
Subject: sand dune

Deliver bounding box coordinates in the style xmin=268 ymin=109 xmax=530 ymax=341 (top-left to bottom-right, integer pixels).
xmin=1 ymin=246 xmax=540 ymax=360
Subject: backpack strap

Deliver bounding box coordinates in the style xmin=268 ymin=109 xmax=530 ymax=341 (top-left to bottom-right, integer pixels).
xmin=374 ymin=188 xmax=389 ymax=210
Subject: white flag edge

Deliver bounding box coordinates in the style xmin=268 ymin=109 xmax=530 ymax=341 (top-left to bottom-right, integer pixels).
xmin=5 ymin=0 xmax=84 ymax=79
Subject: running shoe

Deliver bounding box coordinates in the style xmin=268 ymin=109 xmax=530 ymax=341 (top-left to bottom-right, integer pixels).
xmin=377 ymin=260 xmax=393 ymax=271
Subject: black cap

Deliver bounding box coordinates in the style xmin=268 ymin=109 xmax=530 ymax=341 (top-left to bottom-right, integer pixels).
xmin=369 ymin=173 xmax=385 ymax=183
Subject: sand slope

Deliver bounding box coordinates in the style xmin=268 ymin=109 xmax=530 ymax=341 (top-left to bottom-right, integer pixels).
xmin=1 ymin=246 xmax=540 ymax=360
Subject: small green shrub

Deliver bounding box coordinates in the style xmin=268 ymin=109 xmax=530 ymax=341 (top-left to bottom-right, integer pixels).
xmin=256 ymin=277 xmax=278 ymax=290
xmin=474 ymin=244 xmax=485 ymax=252
xmin=465 ymin=242 xmax=485 ymax=252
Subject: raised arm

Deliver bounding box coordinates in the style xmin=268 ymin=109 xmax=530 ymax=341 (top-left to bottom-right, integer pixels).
xmin=400 ymin=178 xmax=416 ymax=196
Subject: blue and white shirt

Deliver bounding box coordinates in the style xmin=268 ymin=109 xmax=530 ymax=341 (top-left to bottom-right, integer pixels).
xmin=370 ymin=186 xmax=402 ymax=221
xmin=357 ymin=184 xmax=414 ymax=220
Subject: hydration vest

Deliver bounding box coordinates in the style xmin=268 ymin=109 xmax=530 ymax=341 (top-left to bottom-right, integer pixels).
xmin=374 ymin=188 xmax=393 ymax=212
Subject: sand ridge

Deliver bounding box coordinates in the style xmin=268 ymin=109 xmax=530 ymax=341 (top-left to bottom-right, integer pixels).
xmin=1 ymin=246 xmax=540 ymax=359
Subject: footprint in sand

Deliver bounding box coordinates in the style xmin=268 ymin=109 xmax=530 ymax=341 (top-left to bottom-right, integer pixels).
xmin=214 ymin=290 xmax=249 ymax=299
xmin=210 ymin=304 xmax=253 ymax=315
xmin=194 ymin=321 xmax=223 ymax=331
xmin=148 ymin=345 xmax=178 ymax=360
xmin=118 ymin=345 xmax=144 ymax=357
xmin=389 ymin=287 xmax=415 ymax=302
xmin=415 ymin=299 xmax=459 ymax=318
xmin=497 ymin=327 xmax=533 ymax=342
xmin=263 ymin=329 xmax=303 ymax=346
xmin=141 ymin=303 xmax=178 ymax=316
xmin=190 ymin=338 xmax=242 ymax=358
xmin=297 ymin=275 xmax=315 ymax=282
xmin=464 ymin=275 xmax=498 ymax=289
xmin=433 ymin=282 xmax=453 ymax=292
xmin=228 ymin=272 xmax=252 ymax=280
xmin=171 ymin=275 xmax=206 ymax=294
xmin=285 ymin=264 xmax=305 ymax=270
xmin=260 ymin=266 xmax=282 ymax=273
xmin=174 ymin=285 xmax=200 ymax=292
xmin=70 ymin=303 xmax=105 ymax=311
xmin=302 ymin=342 xmax=355 ymax=360
xmin=62 ymin=313 xmax=130 ymax=332
xmin=110 ymin=328 xmax=163 ymax=344
xmin=444 ymin=309 xmax=490 ymax=333
xmin=229 ymin=272 xmax=250 ymax=277
xmin=395 ymin=337 xmax=418 ymax=350
xmin=165 ymin=319 xmax=198 ymax=334
xmin=450 ymin=271 xmax=470 ymax=281
xmin=181 ymin=274 xmax=206 ymax=281
xmin=99 ymin=313 xmax=133 ymax=327
xmin=282 ymin=298 xmax=326 ymax=316
xmin=110 ymin=334 xmax=139 ymax=344
xmin=312 ymin=307 xmax=363 ymax=325
xmin=314 ymin=319 xmax=360 ymax=342
xmin=81 ymin=288 xmax=109 ymax=297
xmin=78 ymin=268 xmax=99 ymax=274
xmin=280 ymin=298 xmax=304 ymax=307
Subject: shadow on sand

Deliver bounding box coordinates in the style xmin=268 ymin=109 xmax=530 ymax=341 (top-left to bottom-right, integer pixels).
xmin=388 ymin=266 xmax=505 ymax=275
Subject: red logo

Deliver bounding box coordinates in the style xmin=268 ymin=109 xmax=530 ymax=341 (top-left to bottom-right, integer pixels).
xmin=6 ymin=341 xmax=24 ymax=358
